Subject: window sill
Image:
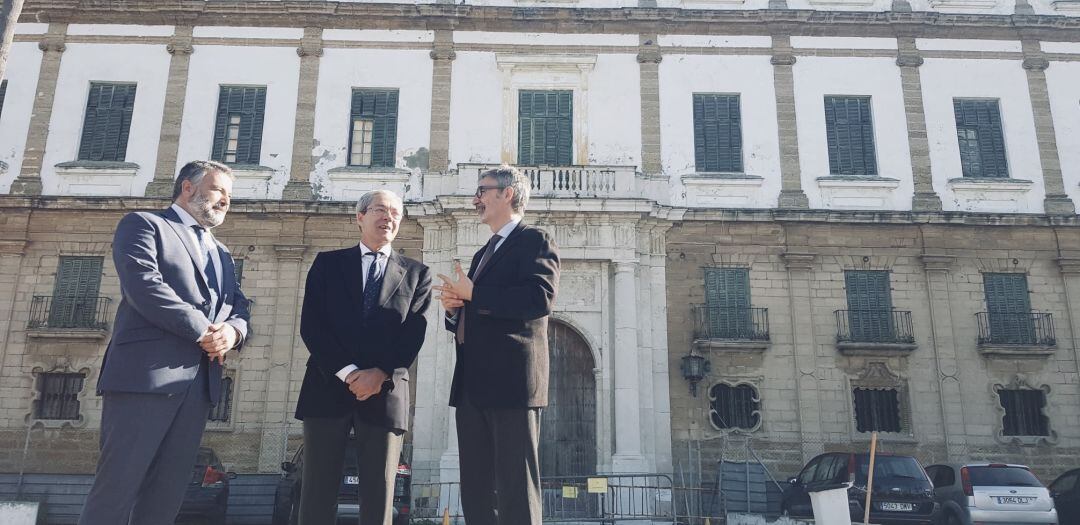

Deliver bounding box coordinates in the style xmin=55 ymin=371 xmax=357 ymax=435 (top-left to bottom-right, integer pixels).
xmin=947 ymin=178 xmax=1033 ymax=213
xmin=977 ymin=344 xmax=1056 ymax=360
xmin=837 ymin=341 xmax=917 ymax=356
xmin=694 ymin=339 xmax=770 ymax=354
xmin=28 ymin=417 xmax=87 ymax=430
xmin=851 ymin=431 xmax=917 ymax=444
xmin=947 ymin=177 xmax=1033 ymax=191
xmin=682 ymin=172 xmax=766 ymax=207
xmin=326 ymin=166 xmax=411 ymax=202
xmin=1053 ymin=0 xmax=1080 ymax=13
xmin=327 ymin=166 xmax=410 ymax=176
xmin=816 ymin=176 xmax=900 ymax=210
xmin=929 ymin=0 xmax=998 ymax=9
xmin=996 ymin=432 xmax=1057 ymax=446
xmin=55 ymin=161 xmax=140 ymax=197
xmin=226 ymin=165 xmax=274 ymax=200
xmin=27 ymin=328 xmax=109 ymax=341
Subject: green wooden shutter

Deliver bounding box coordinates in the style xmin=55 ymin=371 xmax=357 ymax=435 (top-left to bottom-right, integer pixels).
xmin=211 ymin=86 xmax=267 ymax=165
xmin=954 ymin=99 xmax=1009 ymax=178
xmin=0 ymin=80 xmax=7 ymax=120
xmin=845 ymin=270 xmax=893 ymax=342
xmin=518 ymin=90 xmax=572 ymax=166
xmin=693 ymin=94 xmax=743 ymax=173
xmin=350 ymin=89 xmax=399 ymax=168
xmin=50 ymin=257 xmax=104 ymax=328
xmin=824 ymin=96 xmax=877 ymax=176
xmin=983 ymin=273 xmax=1033 ymax=343
xmin=705 ymin=268 xmax=751 ymax=338
xmin=77 ymin=83 xmax=137 ymax=162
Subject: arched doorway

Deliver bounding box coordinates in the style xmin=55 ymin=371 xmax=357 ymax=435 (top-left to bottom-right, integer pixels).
xmin=539 ymin=320 xmax=597 ymax=477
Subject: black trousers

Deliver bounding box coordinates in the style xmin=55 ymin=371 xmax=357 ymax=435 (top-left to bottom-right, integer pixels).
xmin=456 ymin=397 xmax=542 ymax=525
xmin=299 ymin=414 xmax=403 ymax=525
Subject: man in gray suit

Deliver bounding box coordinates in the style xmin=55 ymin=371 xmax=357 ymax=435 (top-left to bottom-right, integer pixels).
xmin=79 ymin=160 xmax=250 ymax=525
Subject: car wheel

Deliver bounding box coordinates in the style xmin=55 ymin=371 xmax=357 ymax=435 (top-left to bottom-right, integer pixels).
xmin=945 ymin=511 xmax=962 ymax=525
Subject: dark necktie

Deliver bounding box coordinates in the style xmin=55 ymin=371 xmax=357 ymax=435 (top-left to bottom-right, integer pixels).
xmin=456 ymin=234 xmax=501 ymax=345
xmin=192 ymin=226 xmax=220 ymax=294
xmin=363 ymin=251 xmax=384 ymax=319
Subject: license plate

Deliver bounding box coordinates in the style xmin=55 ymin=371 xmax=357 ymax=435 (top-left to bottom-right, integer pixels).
xmin=344 ymin=476 xmax=359 ymax=485
xmin=995 ymin=496 xmax=1034 ymax=504
xmin=880 ymin=502 xmax=914 ymax=512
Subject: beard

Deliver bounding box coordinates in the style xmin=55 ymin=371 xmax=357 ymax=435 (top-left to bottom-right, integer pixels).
xmin=191 ymin=192 xmax=227 ymax=228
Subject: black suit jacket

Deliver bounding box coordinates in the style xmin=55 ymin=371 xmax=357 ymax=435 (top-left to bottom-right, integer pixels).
xmin=296 ymin=246 xmax=432 ymax=432
xmin=447 ymin=222 xmax=560 ymax=409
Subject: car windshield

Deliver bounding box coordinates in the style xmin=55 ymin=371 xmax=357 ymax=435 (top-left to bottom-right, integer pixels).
xmin=968 ymin=466 xmax=1042 ymax=487
xmin=854 ymin=456 xmax=927 ymax=485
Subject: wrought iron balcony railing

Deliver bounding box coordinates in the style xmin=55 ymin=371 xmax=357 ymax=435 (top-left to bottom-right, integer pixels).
xmin=834 ymin=309 xmax=915 ymax=344
xmin=976 ymin=312 xmax=1056 ymax=346
xmin=28 ymin=296 xmax=111 ymax=331
xmin=692 ymin=306 xmax=770 ymax=341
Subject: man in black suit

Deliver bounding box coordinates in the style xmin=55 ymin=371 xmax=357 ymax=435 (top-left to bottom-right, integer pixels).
xmin=296 ymin=190 xmax=432 ymax=525
xmin=435 ymin=166 xmax=560 ymax=525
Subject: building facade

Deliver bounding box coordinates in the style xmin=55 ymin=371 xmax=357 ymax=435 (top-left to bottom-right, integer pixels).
xmin=0 ymin=0 xmax=1079 ymax=489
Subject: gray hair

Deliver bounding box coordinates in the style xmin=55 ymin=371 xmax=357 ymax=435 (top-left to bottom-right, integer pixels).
xmin=172 ymin=160 xmax=234 ymax=200
xmin=480 ymin=165 xmax=530 ymax=214
xmin=355 ymin=189 xmax=404 ymax=215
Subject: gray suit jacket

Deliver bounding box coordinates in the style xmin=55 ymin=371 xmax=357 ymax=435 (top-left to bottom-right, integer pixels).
xmin=97 ymin=207 xmax=250 ymax=404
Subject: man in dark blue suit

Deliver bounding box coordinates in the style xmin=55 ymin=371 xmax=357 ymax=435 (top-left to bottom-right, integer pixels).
xmin=79 ymin=160 xmax=250 ymax=525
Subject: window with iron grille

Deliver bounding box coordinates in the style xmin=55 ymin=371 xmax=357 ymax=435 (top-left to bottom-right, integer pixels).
xmin=50 ymin=256 xmax=104 ymax=329
xmin=983 ymin=273 xmax=1034 ymax=344
xmin=709 ymin=383 xmax=760 ymax=430
xmin=852 ymin=387 xmax=901 ymax=433
xmin=233 ymin=259 xmax=244 ymax=286
xmin=77 ymin=82 xmax=137 ymax=162
xmin=693 ymin=94 xmax=743 ymax=173
xmin=34 ymin=372 xmax=85 ymax=420
xmin=208 ymin=376 xmax=234 ymax=423
xmin=518 ymin=90 xmax=572 ymax=166
xmin=824 ymin=96 xmax=877 ymax=176
xmin=349 ymin=89 xmax=398 ymax=167
xmin=845 ymin=270 xmax=893 ymax=342
xmin=211 ymin=86 xmax=266 ymax=165
xmin=0 ymin=80 xmax=7 ymax=120
xmin=704 ymin=267 xmax=752 ymax=339
xmin=953 ymin=98 xmax=1009 ymax=178
xmin=999 ymin=389 xmax=1049 ymax=436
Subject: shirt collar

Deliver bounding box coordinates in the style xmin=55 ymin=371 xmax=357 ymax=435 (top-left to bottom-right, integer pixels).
xmin=170 ymin=203 xmax=202 ymax=230
xmin=494 ymin=216 xmax=522 ymax=239
xmin=359 ymin=242 xmax=393 ymax=258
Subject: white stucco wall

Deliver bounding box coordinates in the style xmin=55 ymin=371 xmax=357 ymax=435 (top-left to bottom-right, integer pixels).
xmin=787 ymin=0 xmax=893 ymax=12
xmin=39 ymin=43 xmax=171 ymax=196
xmin=583 ymin=54 xmax=641 ymax=166
xmin=1045 ymin=61 xmax=1080 ymax=208
xmin=448 ymin=52 xmax=504 ymax=166
xmin=793 ymin=56 xmax=914 ymax=210
xmin=67 ymin=24 xmax=174 ymax=37
xmin=311 ymin=47 xmax=434 ymax=189
xmin=658 ymin=54 xmax=781 ymax=208
xmin=0 ymin=42 xmax=42 ymax=193
xmin=920 ymin=58 xmax=1046 ymax=213
xmin=906 ymin=0 xmax=1016 ymax=15
xmin=176 ymin=45 xmax=300 ymax=198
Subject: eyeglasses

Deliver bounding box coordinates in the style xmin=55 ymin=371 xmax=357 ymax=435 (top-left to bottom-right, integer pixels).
xmin=474 ymin=185 xmax=507 ymax=198
xmin=365 ymin=205 xmax=402 ymax=220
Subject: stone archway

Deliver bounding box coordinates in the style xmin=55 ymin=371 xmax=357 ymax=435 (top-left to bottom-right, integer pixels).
xmin=540 ymin=320 xmax=597 ymax=477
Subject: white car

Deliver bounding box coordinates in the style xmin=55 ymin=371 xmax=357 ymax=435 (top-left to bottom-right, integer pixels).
xmin=925 ymin=463 xmax=1057 ymax=525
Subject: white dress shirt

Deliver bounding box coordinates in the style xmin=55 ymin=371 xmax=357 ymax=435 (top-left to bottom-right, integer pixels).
xmin=335 ymin=242 xmax=394 ymax=382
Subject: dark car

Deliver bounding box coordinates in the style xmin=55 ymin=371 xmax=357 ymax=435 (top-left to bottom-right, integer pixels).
xmin=176 ymin=447 xmax=236 ymax=525
xmin=271 ymin=440 xmax=412 ymax=525
xmin=781 ymin=452 xmax=937 ymax=525
xmin=1050 ymin=468 xmax=1080 ymax=525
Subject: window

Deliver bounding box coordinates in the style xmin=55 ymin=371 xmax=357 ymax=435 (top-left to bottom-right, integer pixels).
xmin=953 ymin=98 xmax=1008 ymax=178
xmin=34 ymin=372 xmax=85 ymax=420
xmin=708 ymin=383 xmax=760 ymax=430
xmin=998 ymin=389 xmax=1049 ymax=436
xmin=518 ymin=90 xmax=572 ymax=166
xmin=852 ymin=387 xmax=901 ymax=433
xmin=77 ymin=82 xmax=137 ymax=162
xmin=693 ymin=94 xmax=742 ymax=173
xmin=208 ymin=376 xmax=234 ymax=423
xmin=349 ymin=89 xmax=399 ymax=168
xmin=0 ymin=80 xmax=7 ymax=120
xmin=233 ymin=259 xmax=244 ymax=286
xmin=824 ymin=96 xmax=877 ymax=176
xmin=844 ymin=270 xmax=893 ymax=342
xmin=50 ymin=256 xmax=104 ymax=328
xmin=211 ymin=86 xmax=267 ymax=165
xmin=983 ymin=273 xmax=1034 ymax=344
xmin=704 ymin=267 xmax=752 ymax=339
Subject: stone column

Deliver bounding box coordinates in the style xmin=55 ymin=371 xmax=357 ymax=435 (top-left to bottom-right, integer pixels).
xmin=897 ymin=38 xmax=943 ymax=212
xmin=428 ymin=30 xmax=455 ymax=173
xmin=145 ymin=27 xmax=194 ymax=198
xmin=257 ymin=243 xmax=307 ymax=472
xmin=772 ymin=36 xmax=808 ymax=209
xmin=921 ymin=255 xmax=966 ymax=460
xmin=638 ymin=35 xmax=662 ymax=176
xmin=1020 ymin=40 xmax=1075 ymax=215
xmin=10 ymin=23 xmax=66 ymax=196
xmin=781 ymin=252 xmax=820 ymax=461
xmin=612 ymin=260 xmax=645 ymax=472
xmin=282 ymin=28 xmax=323 ymax=201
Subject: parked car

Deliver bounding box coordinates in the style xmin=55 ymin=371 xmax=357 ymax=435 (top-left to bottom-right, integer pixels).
xmin=925 ymin=463 xmax=1058 ymax=525
xmin=1050 ymin=468 xmax=1080 ymax=525
xmin=176 ymin=447 xmax=236 ymax=525
xmin=271 ymin=440 xmax=412 ymax=525
xmin=781 ymin=452 xmax=937 ymax=525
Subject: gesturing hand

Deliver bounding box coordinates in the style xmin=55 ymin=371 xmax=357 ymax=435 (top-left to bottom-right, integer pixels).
xmin=346 ymin=368 xmax=388 ymax=401
xmin=434 ymin=262 xmax=473 ymax=303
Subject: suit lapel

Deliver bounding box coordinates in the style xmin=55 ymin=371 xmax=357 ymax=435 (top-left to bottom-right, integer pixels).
xmin=344 ymin=245 xmax=365 ymax=307
xmin=378 ymin=252 xmax=406 ymax=307
xmin=161 ymin=208 xmax=212 ymax=291
xmin=473 ymin=222 xmax=527 ymax=282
